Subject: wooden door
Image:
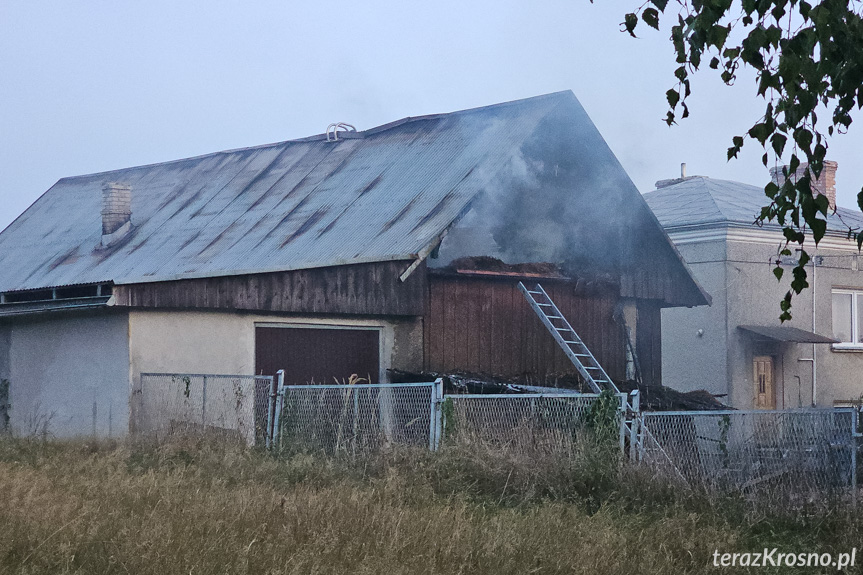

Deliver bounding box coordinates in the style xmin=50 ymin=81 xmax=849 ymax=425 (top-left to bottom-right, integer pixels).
xmin=753 ymin=356 xmax=775 ymax=409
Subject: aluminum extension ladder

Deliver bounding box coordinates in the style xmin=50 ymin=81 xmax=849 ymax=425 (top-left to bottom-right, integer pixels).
xmin=518 ymin=282 xmax=620 ymax=395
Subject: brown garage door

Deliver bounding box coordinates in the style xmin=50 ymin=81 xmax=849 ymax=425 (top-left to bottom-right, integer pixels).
xmin=255 ymin=326 xmax=380 ymax=385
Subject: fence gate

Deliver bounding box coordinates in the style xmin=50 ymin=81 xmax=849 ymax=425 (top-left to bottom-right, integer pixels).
xmin=269 ymin=378 xmax=444 ymax=454
xmin=638 ymin=408 xmax=858 ymax=499
xmin=140 ymin=373 xmax=273 ymax=445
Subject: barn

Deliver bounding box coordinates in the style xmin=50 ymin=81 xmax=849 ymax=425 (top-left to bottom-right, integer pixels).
xmin=0 ymin=91 xmax=708 ymax=437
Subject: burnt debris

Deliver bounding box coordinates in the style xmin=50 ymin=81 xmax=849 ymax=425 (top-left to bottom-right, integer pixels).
xmin=388 ymin=369 xmax=728 ymax=411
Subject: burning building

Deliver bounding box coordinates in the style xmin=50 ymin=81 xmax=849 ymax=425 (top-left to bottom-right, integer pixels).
xmin=0 ymin=91 xmax=708 ymax=436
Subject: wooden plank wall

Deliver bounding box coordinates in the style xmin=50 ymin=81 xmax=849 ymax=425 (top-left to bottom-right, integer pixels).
xmin=424 ymin=274 xmax=626 ymax=383
xmin=636 ymin=300 xmax=662 ymax=387
xmin=112 ymin=260 xmax=425 ymax=316
xmin=619 ymin=227 xmax=707 ymax=307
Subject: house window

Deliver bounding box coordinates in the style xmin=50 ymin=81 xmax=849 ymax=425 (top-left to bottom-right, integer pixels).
xmin=832 ymin=289 xmax=863 ymax=347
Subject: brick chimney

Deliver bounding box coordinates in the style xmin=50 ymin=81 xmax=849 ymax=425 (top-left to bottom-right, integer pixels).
xmin=770 ymin=160 xmax=837 ymax=211
xmin=101 ymin=182 xmax=132 ymax=246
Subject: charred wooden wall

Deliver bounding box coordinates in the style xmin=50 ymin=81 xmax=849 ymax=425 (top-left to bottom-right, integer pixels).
xmin=424 ymin=274 xmax=626 ymax=383
xmin=619 ymin=225 xmax=708 ymax=307
xmin=113 ymin=260 xmax=425 ymax=316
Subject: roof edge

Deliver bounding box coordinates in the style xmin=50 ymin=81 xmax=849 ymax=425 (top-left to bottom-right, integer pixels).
xmin=113 ymin=254 xmax=418 ymax=287
xmin=53 ymin=91 xmax=578 ymax=184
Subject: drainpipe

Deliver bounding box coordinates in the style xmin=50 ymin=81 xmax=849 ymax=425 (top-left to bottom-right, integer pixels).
xmin=796 ymin=248 xmax=817 ymax=407
xmin=812 ymin=248 xmax=817 ymax=407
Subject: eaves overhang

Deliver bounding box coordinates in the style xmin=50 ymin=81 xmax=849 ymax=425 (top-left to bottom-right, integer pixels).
xmin=0 ymin=296 xmax=112 ymax=318
xmin=665 ymin=222 xmax=863 ymax=250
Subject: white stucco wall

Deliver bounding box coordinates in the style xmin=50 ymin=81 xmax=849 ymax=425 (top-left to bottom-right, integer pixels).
xmin=723 ymin=239 xmax=819 ymax=408
xmin=811 ymin=251 xmax=863 ymax=405
xmin=663 ymin=226 xmax=863 ymax=409
xmin=5 ymin=312 xmax=130 ymax=437
xmin=127 ymin=310 xmax=411 ymax=431
xmin=0 ymin=325 xmax=10 ymax=431
xmin=659 ymin=239 xmax=729 ymax=397
xmin=0 ymin=307 xmax=423 ymax=437
xmin=721 ymin=239 xmax=863 ymax=408
xmin=0 ymin=325 xmax=10 ymax=382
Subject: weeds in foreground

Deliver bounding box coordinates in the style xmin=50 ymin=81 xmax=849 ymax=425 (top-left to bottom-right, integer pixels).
xmin=0 ymin=436 xmax=858 ymax=574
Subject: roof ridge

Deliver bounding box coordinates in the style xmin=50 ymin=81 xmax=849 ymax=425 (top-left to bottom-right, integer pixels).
xmin=58 ymin=91 xmax=575 ymax=183
xmin=363 ymin=91 xmax=573 ymax=135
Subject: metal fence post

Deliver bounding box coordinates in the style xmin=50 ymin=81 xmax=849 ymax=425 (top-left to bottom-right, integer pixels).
xmin=429 ymin=378 xmax=444 ymax=451
xmin=637 ymin=413 xmax=646 ymax=463
xmin=436 ymin=378 xmax=445 ymax=448
xmin=271 ymin=370 xmax=285 ymax=450
xmin=266 ymin=372 xmax=280 ymax=449
xmin=629 ymin=390 xmax=640 ymax=461
xmin=201 ymin=375 xmax=207 ymax=427
xmin=618 ymin=393 xmax=627 ymax=455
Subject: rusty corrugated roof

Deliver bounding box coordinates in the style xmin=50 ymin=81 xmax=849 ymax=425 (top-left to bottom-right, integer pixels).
xmin=0 ymin=92 xmax=568 ymax=293
xmin=0 ymin=91 xmax=710 ymax=309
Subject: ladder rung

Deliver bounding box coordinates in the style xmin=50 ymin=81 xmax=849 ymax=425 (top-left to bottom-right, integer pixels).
xmin=571 ymin=353 xmax=591 ymax=357
xmin=554 ymin=327 xmax=570 ymax=331
xmin=527 ymin=290 xmax=542 ymax=295
xmin=537 ymin=303 xmax=552 ymax=306
xmin=547 ymin=315 xmax=562 ymax=319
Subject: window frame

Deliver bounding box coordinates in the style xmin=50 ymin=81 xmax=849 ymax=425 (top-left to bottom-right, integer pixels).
xmin=832 ymin=288 xmax=863 ymax=349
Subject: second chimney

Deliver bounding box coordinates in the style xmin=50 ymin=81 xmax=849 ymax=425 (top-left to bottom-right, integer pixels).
xmin=101 ymin=182 xmax=132 ymax=244
xmin=770 ymin=160 xmax=837 ymax=211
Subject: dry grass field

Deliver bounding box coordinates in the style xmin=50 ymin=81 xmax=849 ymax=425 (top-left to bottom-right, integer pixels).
xmin=0 ymin=436 xmax=858 ymax=574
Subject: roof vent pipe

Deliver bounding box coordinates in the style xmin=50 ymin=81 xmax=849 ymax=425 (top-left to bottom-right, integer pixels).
xmin=326 ymin=122 xmax=357 ymax=142
xmin=101 ymin=182 xmax=132 ymax=247
xmin=681 ymin=162 xmax=687 ymax=178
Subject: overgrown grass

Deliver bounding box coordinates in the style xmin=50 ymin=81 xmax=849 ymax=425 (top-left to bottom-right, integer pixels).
xmin=0 ymin=435 xmax=859 ymax=574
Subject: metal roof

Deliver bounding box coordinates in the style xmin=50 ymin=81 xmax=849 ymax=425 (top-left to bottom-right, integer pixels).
xmin=643 ymin=176 xmax=863 ymax=233
xmin=0 ymin=91 xmax=707 ymax=310
xmin=0 ymin=93 xmax=570 ymax=293
xmin=738 ymin=325 xmax=839 ymax=344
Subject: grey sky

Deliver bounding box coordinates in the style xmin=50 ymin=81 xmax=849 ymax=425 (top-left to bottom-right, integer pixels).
xmin=1 ymin=1 xmax=861 ymax=232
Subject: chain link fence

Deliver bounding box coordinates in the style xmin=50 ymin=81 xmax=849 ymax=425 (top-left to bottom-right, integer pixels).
xmin=444 ymin=392 xmax=628 ymax=453
xmin=273 ymin=381 xmax=442 ymax=455
xmin=135 ymin=373 xmax=861 ymax=504
xmin=639 ymin=409 xmax=857 ymax=499
xmin=140 ymin=373 xmax=272 ymax=445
